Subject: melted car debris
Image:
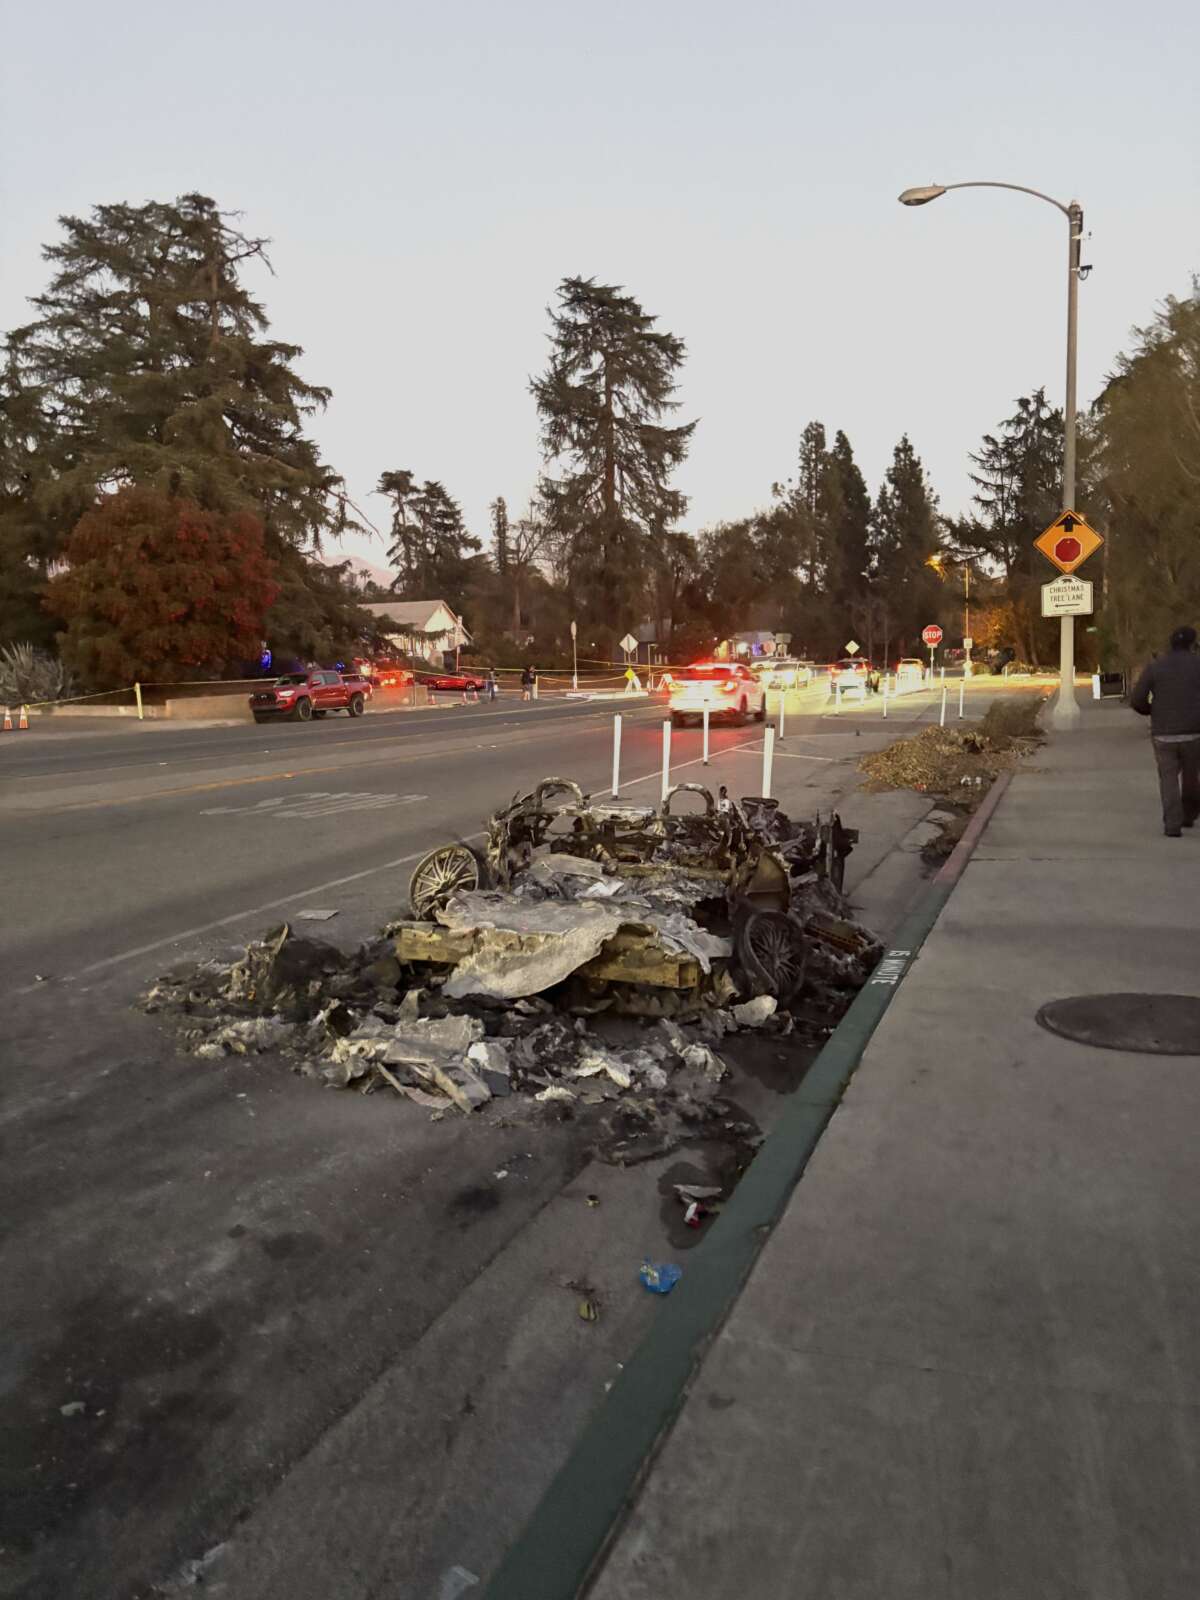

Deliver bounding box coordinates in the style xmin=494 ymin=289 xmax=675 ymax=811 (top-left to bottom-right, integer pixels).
xmin=141 ymin=778 xmax=882 ymax=1163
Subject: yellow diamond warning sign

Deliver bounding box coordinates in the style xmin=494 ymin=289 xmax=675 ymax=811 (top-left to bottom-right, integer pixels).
xmin=1034 ymin=511 xmax=1104 ymax=575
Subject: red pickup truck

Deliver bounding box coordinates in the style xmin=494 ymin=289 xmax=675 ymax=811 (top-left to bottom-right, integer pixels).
xmin=249 ymin=671 xmax=367 ymax=724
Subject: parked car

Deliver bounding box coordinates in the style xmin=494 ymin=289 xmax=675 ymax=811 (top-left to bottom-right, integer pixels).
xmin=763 ymin=657 xmax=815 ymax=689
xmin=248 ymin=670 xmax=366 ymax=723
xmin=894 ymin=657 xmax=925 ymax=688
xmin=668 ymin=661 xmax=767 ymax=727
xmin=830 ymin=658 xmax=881 ymax=697
xmin=419 ymin=669 xmax=488 ymax=693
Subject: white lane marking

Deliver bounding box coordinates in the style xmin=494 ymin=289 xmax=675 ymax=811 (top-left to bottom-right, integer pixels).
xmin=200 ymin=792 xmax=426 ymax=819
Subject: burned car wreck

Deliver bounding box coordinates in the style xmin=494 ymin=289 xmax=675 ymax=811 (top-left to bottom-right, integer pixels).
xmin=142 ymin=779 xmax=882 ymax=1159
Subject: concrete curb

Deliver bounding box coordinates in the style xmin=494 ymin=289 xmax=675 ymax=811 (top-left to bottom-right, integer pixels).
xmin=482 ymin=772 xmax=1015 ymax=1600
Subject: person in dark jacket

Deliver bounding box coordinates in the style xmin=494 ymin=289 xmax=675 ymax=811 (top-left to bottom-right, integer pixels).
xmin=1131 ymin=626 xmax=1200 ymax=835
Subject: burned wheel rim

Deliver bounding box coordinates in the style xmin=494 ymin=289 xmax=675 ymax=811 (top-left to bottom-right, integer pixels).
xmin=737 ymin=911 xmax=807 ymax=1003
xmin=409 ymin=844 xmax=481 ymax=920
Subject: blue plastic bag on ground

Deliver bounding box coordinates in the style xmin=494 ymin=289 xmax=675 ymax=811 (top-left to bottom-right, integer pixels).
xmin=639 ymin=1259 xmax=682 ymax=1295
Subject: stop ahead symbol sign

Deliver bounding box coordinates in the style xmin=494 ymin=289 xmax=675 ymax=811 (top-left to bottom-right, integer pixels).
xmin=922 ymin=624 xmax=943 ymax=647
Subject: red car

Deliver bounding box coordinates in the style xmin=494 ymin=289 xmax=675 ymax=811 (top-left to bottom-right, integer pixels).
xmin=249 ymin=671 xmax=366 ymax=723
xmin=419 ymin=669 xmax=487 ymax=692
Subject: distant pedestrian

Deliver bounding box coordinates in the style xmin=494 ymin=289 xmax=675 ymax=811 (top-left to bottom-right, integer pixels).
xmin=486 ymin=668 xmax=498 ymax=701
xmin=623 ymin=664 xmax=642 ymax=694
xmin=1131 ymin=625 xmax=1200 ymax=836
xmin=521 ymin=664 xmax=535 ymax=702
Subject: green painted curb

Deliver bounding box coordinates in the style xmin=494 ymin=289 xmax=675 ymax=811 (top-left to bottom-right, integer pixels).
xmin=484 ymin=771 xmax=1014 ymax=1598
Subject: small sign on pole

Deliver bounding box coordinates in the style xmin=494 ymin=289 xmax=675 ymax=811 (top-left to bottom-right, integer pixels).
xmin=1040 ymin=576 xmax=1094 ymax=617
xmin=619 ymin=631 xmax=638 ymax=660
xmin=844 ymin=640 xmax=860 ymax=656
xmin=922 ymin=623 xmax=943 ymax=682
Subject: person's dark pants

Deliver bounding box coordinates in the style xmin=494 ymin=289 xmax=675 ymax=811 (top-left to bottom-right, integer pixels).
xmin=1152 ymin=738 xmax=1200 ymax=832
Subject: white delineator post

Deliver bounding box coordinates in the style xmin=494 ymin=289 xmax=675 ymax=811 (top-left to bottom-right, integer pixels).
xmin=778 ymin=689 xmax=786 ymax=740
xmin=702 ymin=705 xmax=710 ymax=765
xmin=958 ymin=676 xmax=965 ymax=719
xmin=611 ymin=714 xmax=622 ymax=797
xmin=882 ymin=678 xmax=889 ymax=718
xmin=762 ymin=725 xmax=776 ymax=799
xmin=834 ymin=681 xmax=842 ymax=714
xmin=134 ymin=681 xmax=144 ymax=721
xmin=940 ymin=686 xmax=947 ymax=726
xmin=660 ymin=720 xmax=672 ymax=803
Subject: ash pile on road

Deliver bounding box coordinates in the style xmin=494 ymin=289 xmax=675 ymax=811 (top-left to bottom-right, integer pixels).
xmin=859 ymin=711 xmax=1039 ymax=796
xmin=140 ymin=777 xmax=883 ymax=1161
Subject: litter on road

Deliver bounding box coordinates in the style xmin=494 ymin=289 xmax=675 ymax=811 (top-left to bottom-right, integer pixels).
xmin=140 ymin=775 xmax=884 ymax=1167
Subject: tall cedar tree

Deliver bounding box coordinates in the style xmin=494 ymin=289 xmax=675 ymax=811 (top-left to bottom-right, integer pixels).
xmin=378 ymin=472 xmax=480 ymax=613
xmin=531 ymin=277 xmax=696 ymax=625
xmin=4 ymin=196 xmax=351 ymax=551
xmin=45 ymin=486 xmax=277 ymax=687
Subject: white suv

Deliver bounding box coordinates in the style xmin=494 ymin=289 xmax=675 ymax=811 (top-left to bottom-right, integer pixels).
xmin=668 ymin=662 xmax=768 ymax=728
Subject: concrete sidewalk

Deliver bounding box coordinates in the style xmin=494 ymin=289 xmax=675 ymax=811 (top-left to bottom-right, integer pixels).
xmin=585 ymin=700 xmax=1200 ymax=1600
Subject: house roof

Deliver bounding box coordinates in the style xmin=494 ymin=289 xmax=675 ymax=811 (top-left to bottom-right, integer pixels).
xmin=362 ymin=599 xmax=470 ymax=639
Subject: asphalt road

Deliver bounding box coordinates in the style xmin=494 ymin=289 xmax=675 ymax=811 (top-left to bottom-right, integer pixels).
xmin=0 ymin=683 xmax=986 ymax=1600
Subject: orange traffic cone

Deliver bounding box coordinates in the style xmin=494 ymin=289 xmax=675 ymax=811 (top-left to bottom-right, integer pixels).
xmin=18 ymin=705 xmax=29 ymax=730
xmin=2 ymin=707 xmax=12 ymax=732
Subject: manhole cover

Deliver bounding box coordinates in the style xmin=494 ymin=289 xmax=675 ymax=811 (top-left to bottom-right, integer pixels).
xmin=1036 ymin=994 xmax=1200 ymax=1055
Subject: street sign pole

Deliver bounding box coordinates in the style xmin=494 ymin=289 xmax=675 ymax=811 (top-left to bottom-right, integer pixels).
xmin=1053 ymin=201 xmax=1084 ymax=730
xmin=570 ymin=619 xmax=578 ymax=692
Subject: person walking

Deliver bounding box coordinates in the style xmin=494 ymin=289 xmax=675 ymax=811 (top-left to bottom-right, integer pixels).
xmin=520 ymin=664 xmax=535 ymax=702
xmin=1131 ymin=626 xmax=1200 ymax=836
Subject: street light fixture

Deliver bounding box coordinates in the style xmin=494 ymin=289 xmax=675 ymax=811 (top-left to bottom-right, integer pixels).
xmin=897 ymin=178 xmax=1087 ymax=728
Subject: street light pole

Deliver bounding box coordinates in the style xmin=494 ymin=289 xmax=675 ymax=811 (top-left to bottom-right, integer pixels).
xmin=1057 ymin=200 xmax=1084 ymax=727
xmin=898 ymin=180 xmax=1087 ymax=728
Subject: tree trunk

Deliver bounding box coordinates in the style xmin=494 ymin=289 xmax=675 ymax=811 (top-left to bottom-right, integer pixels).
xmin=512 ymin=569 xmax=522 ymax=636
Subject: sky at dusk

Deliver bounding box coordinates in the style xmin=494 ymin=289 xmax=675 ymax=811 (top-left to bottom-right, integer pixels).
xmin=4 ymin=0 xmax=1198 ymax=573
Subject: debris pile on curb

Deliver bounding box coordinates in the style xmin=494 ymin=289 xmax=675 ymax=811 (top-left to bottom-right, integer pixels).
xmin=859 ymin=719 xmax=1034 ymax=796
xmin=141 ymin=777 xmax=883 ymax=1156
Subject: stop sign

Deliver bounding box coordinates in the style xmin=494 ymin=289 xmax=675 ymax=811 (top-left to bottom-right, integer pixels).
xmin=1054 ymin=535 xmax=1082 ymax=565
xmin=922 ymin=624 xmax=943 ymax=647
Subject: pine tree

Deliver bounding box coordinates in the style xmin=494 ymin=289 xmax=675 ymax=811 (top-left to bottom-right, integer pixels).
xmin=378 ymin=473 xmax=480 ymax=610
xmin=795 ymin=420 xmax=829 ymax=586
xmin=824 ymin=430 xmax=871 ymax=615
xmin=868 ymin=436 xmax=942 ymax=653
xmin=1096 ymin=288 xmax=1200 ymax=668
xmin=490 ymin=496 xmax=510 ymax=575
xmin=531 ymin=276 xmax=696 ymax=622
xmin=959 ymin=389 xmax=1064 ymax=663
xmin=5 ymin=195 xmax=350 ymax=550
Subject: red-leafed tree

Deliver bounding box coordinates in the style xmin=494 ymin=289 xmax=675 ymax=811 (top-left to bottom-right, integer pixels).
xmin=46 ymin=487 xmax=277 ymax=687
